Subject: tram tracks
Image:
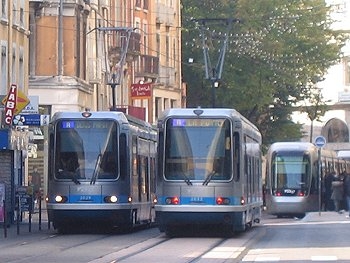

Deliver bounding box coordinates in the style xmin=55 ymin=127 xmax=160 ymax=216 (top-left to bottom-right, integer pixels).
xmin=1 ymin=224 xmax=266 ymax=263
xmin=87 ymin=226 xmax=264 ymax=263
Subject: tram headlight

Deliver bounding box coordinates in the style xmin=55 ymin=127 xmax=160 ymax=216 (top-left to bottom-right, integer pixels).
xmin=55 ymin=195 xmax=67 ymax=203
xmin=240 ymin=196 xmax=245 ymax=205
xmin=153 ymin=197 xmax=158 ymax=204
xmin=165 ymin=196 xmax=179 ymax=205
xmin=104 ymin=195 xmax=118 ymax=203
xmin=216 ymin=197 xmax=230 ymax=205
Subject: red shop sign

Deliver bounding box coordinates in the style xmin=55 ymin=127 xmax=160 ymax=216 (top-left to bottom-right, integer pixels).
xmin=131 ymin=83 xmax=152 ymax=98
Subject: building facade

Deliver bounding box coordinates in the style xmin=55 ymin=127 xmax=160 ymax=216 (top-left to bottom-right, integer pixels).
xmin=0 ymin=0 xmax=30 ymax=222
xmin=111 ymin=0 xmax=183 ymax=123
xmin=24 ymin=0 xmax=183 ymax=201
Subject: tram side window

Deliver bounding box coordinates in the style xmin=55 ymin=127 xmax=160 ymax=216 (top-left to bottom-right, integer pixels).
xmin=310 ymin=162 xmax=318 ymax=194
xmin=119 ymin=134 xmax=127 ymax=180
xmin=233 ymin=132 xmax=240 ymax=181
xmin=49 ymin=132 xmax=54 ymax=180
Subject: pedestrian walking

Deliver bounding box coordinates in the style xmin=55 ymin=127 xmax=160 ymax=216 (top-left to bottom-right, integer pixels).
xmin=29 ymin=166 xmax=41 ymax=209
xmin=331 ymin=172 xmax=344 ymax=213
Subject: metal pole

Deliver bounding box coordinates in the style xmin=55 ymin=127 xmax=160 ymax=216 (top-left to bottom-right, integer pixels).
xmin=58 ymin=0 xmax=63 ymax=76
xmin=318 ymin=148 xmax=321 ymax=216
xmin=111 ymin=84 xmax=116 ymax=111
xmin=212 ymin=81 xmax=216 ymax=107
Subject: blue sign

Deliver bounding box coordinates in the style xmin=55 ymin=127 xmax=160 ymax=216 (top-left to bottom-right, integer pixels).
xmin=314 ymin=136 xmax=326 ymax=148
xmin=12 ymin=114 xmax=50 ymax=126
xmin=0 ymin=129 xmax=9 ymax=149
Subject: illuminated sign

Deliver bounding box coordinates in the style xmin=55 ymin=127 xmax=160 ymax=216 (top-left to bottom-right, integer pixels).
xmin=170 ymin=118 xmax=225 ymax=127
xmin=60 ymin=120 xmax=110 ymax=129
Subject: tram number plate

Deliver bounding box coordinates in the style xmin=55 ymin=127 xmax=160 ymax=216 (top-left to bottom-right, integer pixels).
xmin=190 ymin=197 xmax=204 ymax=202
xmin=80 ymin=195 xmax=92 ymax=201
xmin=284 ymin=189 xmax=296 ymax=194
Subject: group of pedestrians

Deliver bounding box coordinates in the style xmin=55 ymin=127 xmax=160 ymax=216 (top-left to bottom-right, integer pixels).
xmin=323 ymin=170 xmax=350 ymax=217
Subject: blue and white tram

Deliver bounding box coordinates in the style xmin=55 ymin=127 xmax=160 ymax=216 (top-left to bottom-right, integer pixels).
xmin=264 ymin=142 xmax=337 ymax=217
xmin=155 ymin=108 xmax=263 ymax=236
xmin=46 ymin=111 xmax=157 ymax=232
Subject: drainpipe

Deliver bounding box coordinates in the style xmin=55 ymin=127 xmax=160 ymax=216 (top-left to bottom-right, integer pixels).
xmin=58 ymin=0 xmax=63 ymax=76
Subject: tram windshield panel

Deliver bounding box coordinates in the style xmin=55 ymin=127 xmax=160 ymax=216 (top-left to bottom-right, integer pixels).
xmin=55 ymin=120 xmax=118 ymax=181
xmin=164 ymin=118 xmax=232 ymax=181
xmin=271 ymin=152 xmax=311 ymax=195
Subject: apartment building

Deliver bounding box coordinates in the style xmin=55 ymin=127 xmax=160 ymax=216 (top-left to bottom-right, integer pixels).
xmin=153 ymin=0 xmax=183 ymax=120
xmin=28 ymin=0 xmax=182 ymax=121
xmin=111 ymin=0 xmax=183 ymax=123
xmin=23 ymin=0 xmax=182 ymax=199
xmin=0 ymin=0 xmax=30 ymax=222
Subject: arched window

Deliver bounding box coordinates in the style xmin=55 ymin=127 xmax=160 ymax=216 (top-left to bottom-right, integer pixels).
xmin=321 ymin=118 xmax=349 ymax=143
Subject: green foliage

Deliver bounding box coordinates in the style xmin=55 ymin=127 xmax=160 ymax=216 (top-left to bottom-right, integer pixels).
xmin=181 ymin=0 xmax=348 ymax=148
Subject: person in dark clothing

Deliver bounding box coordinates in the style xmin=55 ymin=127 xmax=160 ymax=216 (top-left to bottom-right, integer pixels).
xmin=324 ymin=171 xmax=336 ymax=211
xmin=29 ymin=166 xmax=41 ymax=209
xmin=331 ymin=172 xmax=344 ymax=213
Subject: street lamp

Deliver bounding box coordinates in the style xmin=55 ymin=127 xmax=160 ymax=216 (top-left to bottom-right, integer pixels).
xmin=211 ymin=79 xmax=220 ymax=107
xmin=108 ymin=73 xmax=118 ymax=111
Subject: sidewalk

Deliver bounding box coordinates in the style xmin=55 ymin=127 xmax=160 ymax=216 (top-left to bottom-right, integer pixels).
xmin=0 ymin=209 xmax=53 ymax=239
xmin=302 ymin=211 xmax=350 ymax=222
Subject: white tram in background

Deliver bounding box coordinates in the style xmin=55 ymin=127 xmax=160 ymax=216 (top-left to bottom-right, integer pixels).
xmin=46 ymin=111 xmax=157 ymax=233
xmin=264 ymin=142 xmax=347 ymax=217
xmin=155 ymin=108 xmax=263 ymax=236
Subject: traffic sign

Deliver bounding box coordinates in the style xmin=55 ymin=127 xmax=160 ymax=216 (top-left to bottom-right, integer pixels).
xmin=314 ymin=136 xmax=326 ymax=148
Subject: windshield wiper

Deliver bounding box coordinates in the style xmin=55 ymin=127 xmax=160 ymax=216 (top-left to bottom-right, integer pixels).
xmin=72 ymin=172 xmax=81 ymax=185
xmin=90 ymin=153 xmax=102 ymax=185
xmin=203 ymin=171 xmax=215 ymax=186
xmin=181 ymin=173 xmax=192 ymax=185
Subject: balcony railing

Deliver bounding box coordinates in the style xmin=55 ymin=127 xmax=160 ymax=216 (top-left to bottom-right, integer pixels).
xmin=108 ymin=31 xmax=141 ymax=61
xmin=157 ymin=66 xmax=176 ymax=86
xmin=156 ymin=3 xmax=176 ymax=25
xmin=134 ymin=55 xmax=159 ymax=79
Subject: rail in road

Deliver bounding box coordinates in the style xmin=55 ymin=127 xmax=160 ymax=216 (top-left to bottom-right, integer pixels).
xmin=1 ymin=211 xmax=350 ymax=262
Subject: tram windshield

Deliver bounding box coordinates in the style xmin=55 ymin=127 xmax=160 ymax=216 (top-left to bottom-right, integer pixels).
xmin=54 ymin=120 xmax=118 ymax=181
xmin=164 ymin=118 xmax=232 ymax=182
xmin=271 ymin=152 xmax=311 ymax=194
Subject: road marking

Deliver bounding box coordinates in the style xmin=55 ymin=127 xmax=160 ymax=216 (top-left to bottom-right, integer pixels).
xmin=254 ymin=256 xmax=280 ymax=261
xmin=311 ymin=255 xmax=337 ymax=261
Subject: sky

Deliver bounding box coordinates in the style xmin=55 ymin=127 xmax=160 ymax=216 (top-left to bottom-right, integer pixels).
xmin=292 ymin=0 xmax=350 ymax=127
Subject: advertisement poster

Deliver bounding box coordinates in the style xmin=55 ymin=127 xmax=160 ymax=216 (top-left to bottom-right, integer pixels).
xmin=0 ymin=183 xmax=5 ymax=223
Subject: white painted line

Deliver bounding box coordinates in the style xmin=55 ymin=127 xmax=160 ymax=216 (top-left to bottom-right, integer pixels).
xmin=254 ymin=256 xmax=280 ymax=261
xmin=311 ymin=255 xmax=337 ymax=261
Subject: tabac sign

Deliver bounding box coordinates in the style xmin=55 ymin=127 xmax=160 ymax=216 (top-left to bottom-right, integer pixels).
xmin=131 ymin=82 xmax=152 ymax=98
xmin=2 ymin=84 xmax=30 ymax=125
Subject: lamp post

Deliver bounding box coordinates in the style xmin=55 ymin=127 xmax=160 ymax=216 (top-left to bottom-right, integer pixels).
xmin=109 ymin=73 xmax=117 ymax=111
xmin=211 ymin=79 xmax=219 ymax=107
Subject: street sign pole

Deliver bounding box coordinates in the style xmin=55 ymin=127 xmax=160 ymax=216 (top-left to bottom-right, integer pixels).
xmin=314 ymin=136 xmax=326 ymax=216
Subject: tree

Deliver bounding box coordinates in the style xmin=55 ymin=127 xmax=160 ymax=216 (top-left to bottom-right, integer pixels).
xmin=181 ymin=0 xmax=347 ymax=148
xmin=302 ymin=86 xmax=330 ymax=142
